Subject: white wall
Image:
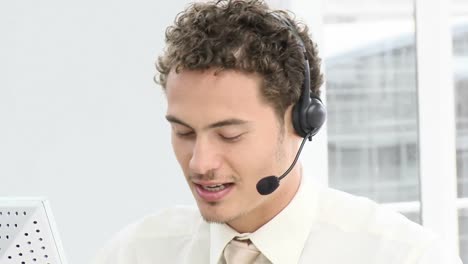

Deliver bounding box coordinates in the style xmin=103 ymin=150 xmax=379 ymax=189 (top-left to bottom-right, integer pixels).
xmin=0 ymin=1 xmax=194 ymax=263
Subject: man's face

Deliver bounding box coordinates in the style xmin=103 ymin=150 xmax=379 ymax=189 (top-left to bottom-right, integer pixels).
xmin=165 ymin=68 xmax=297 ymax=231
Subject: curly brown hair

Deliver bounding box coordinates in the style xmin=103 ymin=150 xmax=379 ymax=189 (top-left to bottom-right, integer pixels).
xmin=156 ymin=0 xmax=323 ymax=122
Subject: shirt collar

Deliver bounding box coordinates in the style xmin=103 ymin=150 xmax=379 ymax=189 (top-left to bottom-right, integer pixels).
xmin=209 ymin=176 xmax=319 ymax=264
xmin=210 ymin=221 xmax=238 ymax=264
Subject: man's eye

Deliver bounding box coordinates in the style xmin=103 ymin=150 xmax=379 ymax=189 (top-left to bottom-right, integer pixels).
xmin=220 ymin=134 xmax=242 ymax=142
xmin=175 ymin=131 xmax=195 ymax=138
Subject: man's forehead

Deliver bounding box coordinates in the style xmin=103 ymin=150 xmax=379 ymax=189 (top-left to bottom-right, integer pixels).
xmin=166 ymin=68 xmax=266 ymax=107
xmin=164 ymin=68 xmax=278 ymax=129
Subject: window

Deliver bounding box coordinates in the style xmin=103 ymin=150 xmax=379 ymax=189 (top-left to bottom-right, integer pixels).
xmin=324 ymin=1 xmax=420 ymax=215
xmin=453 ymin=4 xmax=468 ymax=199
xmin=290 ymin=0 xmax=462 ymax=257
xmin=453 ymin=0 xmax=468 ymax=261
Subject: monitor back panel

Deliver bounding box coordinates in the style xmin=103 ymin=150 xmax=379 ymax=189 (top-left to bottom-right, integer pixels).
xmin=0 ymin=198 xmax=66 ymax=264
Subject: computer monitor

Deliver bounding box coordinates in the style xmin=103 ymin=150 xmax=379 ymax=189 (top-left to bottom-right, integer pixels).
xmin=0 ymin=198 xmax=67 ymax=263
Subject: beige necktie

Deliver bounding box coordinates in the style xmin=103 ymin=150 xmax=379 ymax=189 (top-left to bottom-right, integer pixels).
xmin=223 ymin=239 xmax=261 ymax=264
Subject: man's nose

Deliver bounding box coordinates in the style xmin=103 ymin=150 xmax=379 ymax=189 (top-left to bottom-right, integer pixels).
xmin=189 ymin=138 xmax=221 ymax=175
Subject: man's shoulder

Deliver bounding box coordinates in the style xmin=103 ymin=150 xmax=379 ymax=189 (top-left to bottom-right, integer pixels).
xmin=298 ymin=186 xmax=462 ymax=263
xmin=316 ymin=187 xmax=437 ymax=246
xmin=92 ymin=206 xmax=204 ymax=264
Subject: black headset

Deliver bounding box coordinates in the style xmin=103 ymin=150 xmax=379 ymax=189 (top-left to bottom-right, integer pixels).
xmin=272 ymin=14 xmax=327 ymax=141
xmin=255 ymin=14 xmax=327 ymax=195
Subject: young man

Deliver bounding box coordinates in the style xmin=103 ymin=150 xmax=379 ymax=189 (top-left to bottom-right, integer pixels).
xmin=93 ymin=0 xmax=463 ymax=263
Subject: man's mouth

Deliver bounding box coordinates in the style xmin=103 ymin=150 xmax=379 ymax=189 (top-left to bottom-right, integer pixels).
xmin=201 ymin=183 xmax=234 ymax=192
xmin=194 ymin=182 xmax=235 ymax=202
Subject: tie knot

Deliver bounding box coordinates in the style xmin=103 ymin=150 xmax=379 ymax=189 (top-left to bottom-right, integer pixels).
xmin=223 ymin=239 xmax=260 ymax=264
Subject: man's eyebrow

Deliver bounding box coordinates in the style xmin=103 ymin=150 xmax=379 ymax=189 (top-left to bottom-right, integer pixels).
xmin=206 ymin=119 xmax=249 ymax=129
xmin=166 ymin=115 xmax=193 ymax=129
xmin=165 ymin=115 xmax=249 ymax=130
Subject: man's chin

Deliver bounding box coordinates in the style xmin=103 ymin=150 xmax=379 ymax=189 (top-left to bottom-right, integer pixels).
xmin=197 ymin=207 xmax=235 ymax=224
xmin=202 ymin=218 xmax=226 ymax=225
xmin=198 ymin=208 xmax=229 ymax=224
xmin=199 ymin=212 xmax=229 ymax=224
xmin=195 ymin=199 xmax=241 ymax=224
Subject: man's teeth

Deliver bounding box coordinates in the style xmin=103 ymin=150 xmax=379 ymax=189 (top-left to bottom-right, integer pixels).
xmin=202 ymin=184 xmax=226 ymax=192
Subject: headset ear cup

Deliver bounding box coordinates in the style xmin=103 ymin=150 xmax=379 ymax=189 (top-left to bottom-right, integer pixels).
xmin=292 ymin=96 xmax=327 ymax=138
xmin=305 ymin=97 xmax=327 ymax=137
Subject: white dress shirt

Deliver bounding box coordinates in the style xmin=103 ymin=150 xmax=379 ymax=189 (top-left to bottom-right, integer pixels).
xmin=92 ymin=176 xmax=463 ymax=264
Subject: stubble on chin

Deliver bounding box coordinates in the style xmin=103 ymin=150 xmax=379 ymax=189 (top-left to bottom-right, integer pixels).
xmin=198 ymin=201 xmax=230 ymax=224
xmin=202 ymin=214 xmax=240 ymax=225
xmin=198 ymin=202 xmax=256 ymax=226
xmin=203 ymin=218 xmax=226 ymax=225
xmin=201 ymin=213 xmax=229 ymax=225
